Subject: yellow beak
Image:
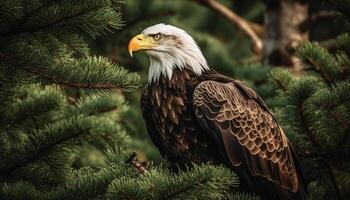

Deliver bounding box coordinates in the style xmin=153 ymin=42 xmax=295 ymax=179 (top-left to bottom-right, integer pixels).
xmin=128 ymin=34 xmax=157 ymax=57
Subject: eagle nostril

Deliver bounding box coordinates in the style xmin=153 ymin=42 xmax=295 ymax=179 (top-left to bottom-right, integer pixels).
xmin=137 ymin=37 xmax=142 ymax=41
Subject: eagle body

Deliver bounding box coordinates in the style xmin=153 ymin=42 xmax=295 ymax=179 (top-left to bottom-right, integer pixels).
xmin=141 ymin=69 xmax=224 ymax=166
xmin=129 ymin=23 xmax=307 ymax=200
xmin=141 ymin=69 xmax=306 ymax=200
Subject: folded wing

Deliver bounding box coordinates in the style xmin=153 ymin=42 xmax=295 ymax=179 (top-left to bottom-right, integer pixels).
xmin=193 ymin=80 xmax=302 ymax=193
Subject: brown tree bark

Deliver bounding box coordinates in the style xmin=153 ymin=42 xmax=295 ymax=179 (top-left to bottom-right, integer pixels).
xmin=263 ymin=0 xmax=309 ymax=71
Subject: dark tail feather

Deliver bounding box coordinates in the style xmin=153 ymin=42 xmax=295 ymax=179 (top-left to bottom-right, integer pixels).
xmin=236 ymin=167 xmax=306 ymax=200
xmin=289 ymin=142 xmax=308 ymax=195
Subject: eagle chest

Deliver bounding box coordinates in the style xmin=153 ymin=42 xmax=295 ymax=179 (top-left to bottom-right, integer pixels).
xmin=146 ymin=75 xmax=211 ymax=163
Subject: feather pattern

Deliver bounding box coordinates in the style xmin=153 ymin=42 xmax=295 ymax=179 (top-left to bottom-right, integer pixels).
xmin=141 ymin=68 xmax=307 ymax=200
xmin=193 ymin=80 xmax=302 ymax=191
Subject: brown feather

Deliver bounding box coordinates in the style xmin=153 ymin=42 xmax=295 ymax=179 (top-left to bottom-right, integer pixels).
xmin=141 ymin=68 xmax=306 ymax=200
xmin=193 ymin=80 xmax=306 ymax=197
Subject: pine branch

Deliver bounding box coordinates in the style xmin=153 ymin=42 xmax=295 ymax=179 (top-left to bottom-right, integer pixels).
xmin=282 ymin=79 xmax=323 ymax=150
xmin=312 ymin=82 xmax=349 ymax=106
xmin=0 ymin=53 xmax=140 ymax=91
xmin=0 ymin=181 xmax=43 ymax=200
xmin=285 ymin=79 xmax=348 ymax=200
xmin=299 ymin=102 xmax=319 ymax=148
xmin=7 ymin=85 xmax=63 ymax=126
xmin=161 ymin=177 xmax=214 ymax=200
xmin=336 ymin=33 xmax=350 ymax=54
xmin=106 ymin=165 xmax=238 ymax=200
xmin=22 ymin=67 xmax=122 ymax=90
xmin=297 ymin=42 xmax=343 ymax=85
xmin=0 ymin=0 xmax=122 ymax=38
xmin=1 ymin=115 xmax=92 ymax=175
xmin=50 ymin=149 xmax=142 ymax=200
xmin=311 ymin=81 xmax=350 ymax=130
xmin=269 ymin=68 xmax=294 ymax=92
xmin=50 ymin=163 xmax=139 ymax=200
xmin=65 ymin=94 xmax=127 ymax=119
xmin=6 ymin=1 xmax=65 ymax=33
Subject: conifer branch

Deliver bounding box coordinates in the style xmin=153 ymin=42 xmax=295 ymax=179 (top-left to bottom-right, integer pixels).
xmin=330 ymin=112 xmax=348 ymax=130
xmin=23 ymin=67 xmax=121 ymax=90
xmin=4 ymin=134 xmax=81 ymax=175
xmin=161 ymin=179 xmax=208 ymax=200
xmin=297 ymin=43 xmax=338 ymax=86
xmin=298 ymin=103 xmax=319 ymax=148
xmin=13 ymin=1 xmax=62 ymax=30
xmin=0 ymin=53 xmax=140 ymax=90
xmin=271 ymin=77 xmax=288 ymax=92
xmin=0 ymin=3 xmax=112 ymax=38
xmin=50 ymin=162 xmax=138 ymax=200
xmin=269 ymin=68 xmax=294 ymax=92
xmin=3 ymin=117 xmax=91 ymax=175
xmin=297 ymin=90 xmax=344 ymax=200
xmin=9 ymin=87 xmax=62 ymax=125
xmin=306 ymin=58 xmax=332 ymax=86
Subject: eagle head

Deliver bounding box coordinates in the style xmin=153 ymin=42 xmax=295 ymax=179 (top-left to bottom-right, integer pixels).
xmin=128 ymin=23 xmax=209 ymax=83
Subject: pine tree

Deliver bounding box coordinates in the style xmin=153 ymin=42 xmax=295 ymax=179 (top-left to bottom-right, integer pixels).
xmin=269 ymin=1 xmax=350 ymax=199
xmin=0 ymin=1 xmax=257 ymax=199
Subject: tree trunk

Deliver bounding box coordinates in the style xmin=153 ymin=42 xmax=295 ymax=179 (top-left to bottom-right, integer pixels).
xmin=263 ymin=0 xmax=309 ymax=71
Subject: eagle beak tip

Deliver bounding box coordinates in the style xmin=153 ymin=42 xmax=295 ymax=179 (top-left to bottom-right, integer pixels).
xmin=128 ymin=34 xmax=145 ymax=58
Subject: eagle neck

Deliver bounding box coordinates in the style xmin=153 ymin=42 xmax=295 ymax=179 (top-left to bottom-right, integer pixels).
xmin=147 ymin=49 xmax=210 ymax=83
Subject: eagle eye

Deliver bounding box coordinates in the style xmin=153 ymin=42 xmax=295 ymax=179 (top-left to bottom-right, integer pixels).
xmin=153 ymin=33 xmax=162 ymax=40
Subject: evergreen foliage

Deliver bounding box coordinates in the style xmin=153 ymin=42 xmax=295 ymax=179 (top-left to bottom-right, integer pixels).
xmin=106 ymin=165 xmax=238 ymax=200
xmin=268 ymin=1 xmax=350 ymax=199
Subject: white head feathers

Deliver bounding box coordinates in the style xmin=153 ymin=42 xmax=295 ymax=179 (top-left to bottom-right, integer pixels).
xmin=142 ymin=24 xmax=209 ymax=83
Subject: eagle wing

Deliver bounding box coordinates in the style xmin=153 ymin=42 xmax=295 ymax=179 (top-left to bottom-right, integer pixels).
xmin=193 ymin=80 xmax=301 ymax=193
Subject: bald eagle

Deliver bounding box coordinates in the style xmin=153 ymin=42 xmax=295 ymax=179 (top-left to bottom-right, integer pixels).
xmin=128 ymin=24 xmax=307 ymax=200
